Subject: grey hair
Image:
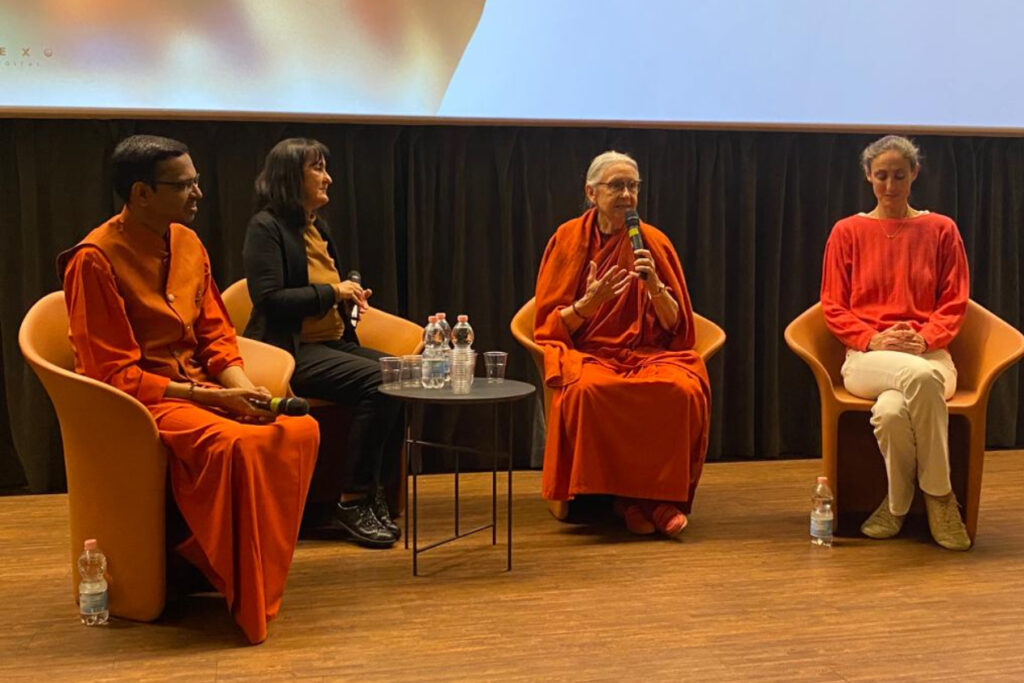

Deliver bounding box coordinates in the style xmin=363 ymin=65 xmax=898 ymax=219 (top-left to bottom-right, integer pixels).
xmin=860 ymin=135 xmax=921 ymax=174
xmin=585 ymin=150 xmax=638 ymax=185
xmin=584 ymin=150 xmax=639 ymax=205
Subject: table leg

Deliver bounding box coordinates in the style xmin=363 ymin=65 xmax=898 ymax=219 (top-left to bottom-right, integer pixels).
xmin=492 ymin=403 xmax=498 ymax=546
xmin=507 ymin=401 xmax=513 ymax=571
xmin=412 ymin=404 xmax=421 ymax=576
xmin=404 ymin=403 xmax=411 ymax=551
xmin=454 ymin=443 xmax=460 ymax=537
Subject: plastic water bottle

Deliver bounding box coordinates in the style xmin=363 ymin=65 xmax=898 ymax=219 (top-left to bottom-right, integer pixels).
xmin=421 ymin=316 xmax=445 ymax=389
xmin=78 ymin=539 xmax=109 ymax=625
xmin=451 ymin=314 xmax=474 ymax=352
xmin=810 ymin=476 xmax=834 ymax=547
xmin=451 ymin=315 xmax=475 ymax=386
xmin=435 ymin=313 xmax=453 ymax=385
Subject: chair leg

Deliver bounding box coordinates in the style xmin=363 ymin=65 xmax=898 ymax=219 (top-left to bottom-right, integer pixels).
xmin=547 ymin=500 xmax=570 ymax=521
xmin=821 ymin=414 xmax=840 ymax=498
xmin=963 ymin=420 xmax=986 ymax=542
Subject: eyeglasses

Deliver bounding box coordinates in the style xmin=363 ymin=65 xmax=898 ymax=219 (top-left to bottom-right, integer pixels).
xmin=595 ymin=179 xmax=642 ymax=194
xmin=154 ymin=174 xmax=201 ymax=192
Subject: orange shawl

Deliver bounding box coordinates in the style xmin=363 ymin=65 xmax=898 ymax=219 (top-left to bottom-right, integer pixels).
xmin=534 ymin=209 xmax=711 ymax=506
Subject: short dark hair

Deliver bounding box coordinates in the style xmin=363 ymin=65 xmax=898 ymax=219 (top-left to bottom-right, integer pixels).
xmin=111 ymin=135 xmax=190 ymax=203
xmin=254 ymin=138 xmax=330 ymax=227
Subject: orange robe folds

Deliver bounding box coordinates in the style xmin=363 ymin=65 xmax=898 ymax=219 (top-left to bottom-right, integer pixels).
xmin=59 ymin=207 xmax=318 ymax=644
xmin=534 ymin=209 xmax=711 ymax=511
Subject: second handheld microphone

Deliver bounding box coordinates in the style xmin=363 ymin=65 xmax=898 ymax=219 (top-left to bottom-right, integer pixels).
xmin=346 ymin=270 xmax=362 ymax=328
xmin=250 ymin=396 xmax=310 ymax=416
xmin=624 ymin=209 xmax=647 ymax=280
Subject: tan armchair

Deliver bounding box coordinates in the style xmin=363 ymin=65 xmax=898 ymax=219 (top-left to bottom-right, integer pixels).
xmin=510 ymin=296 xmax=726 ymax=519
xmin=784 ymin=300 xmax=1024 ymax=540
xmin=18 ymin=291 xmax=295 ymax=621
xmin=220 ymin=279 xmax=422 ymax=512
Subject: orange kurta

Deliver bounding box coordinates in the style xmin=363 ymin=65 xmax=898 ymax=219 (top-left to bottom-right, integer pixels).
xmin=59 ymin=207 xmax=318 ymax=644
xmin=534 ymin=209 xmax=711 ymax=511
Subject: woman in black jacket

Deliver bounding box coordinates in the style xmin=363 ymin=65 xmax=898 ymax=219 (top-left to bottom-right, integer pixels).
xmin=243 ymin=138 xmax=400 ymax=548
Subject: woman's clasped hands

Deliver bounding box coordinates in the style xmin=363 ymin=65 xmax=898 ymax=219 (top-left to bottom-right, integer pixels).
xmin=868 ymin=322 xmax=927 ymax=354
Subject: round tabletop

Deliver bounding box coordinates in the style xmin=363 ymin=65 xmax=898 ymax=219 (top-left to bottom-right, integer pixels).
xmin=380 ymin=379 xmax=536 ymax=405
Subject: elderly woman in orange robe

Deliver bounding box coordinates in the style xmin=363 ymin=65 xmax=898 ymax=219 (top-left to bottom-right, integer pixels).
xmin=534 ymin=150 xmax=711 ymax=537
xmin=59 ymin=135 xmax=319 ymax=644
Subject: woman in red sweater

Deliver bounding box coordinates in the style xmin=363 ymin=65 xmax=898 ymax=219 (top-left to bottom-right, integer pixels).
xmin=820 ymin=135 xmax=971 ymax=551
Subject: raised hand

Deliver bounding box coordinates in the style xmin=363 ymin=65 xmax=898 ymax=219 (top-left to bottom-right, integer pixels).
xmin=577 ymin=260 xmax=634 ymax=316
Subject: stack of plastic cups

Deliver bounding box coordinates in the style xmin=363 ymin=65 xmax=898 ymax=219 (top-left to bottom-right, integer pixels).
xmin=450 ymin=350 xmax=475 ymax=394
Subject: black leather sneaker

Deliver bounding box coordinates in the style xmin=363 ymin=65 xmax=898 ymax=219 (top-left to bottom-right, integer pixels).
xmin=370 ymin=486 xmax=401 ymax=539
xmin=324 ymin=501 xmax=397 ymax=548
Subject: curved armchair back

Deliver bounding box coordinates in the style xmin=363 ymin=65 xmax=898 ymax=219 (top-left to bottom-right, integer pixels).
xmin=947 ymin=300 xmax=1024 ymax=395
xmin=220 ymin=279 xmax=253 ymax=333
xmin=220 ymin=279 xmax=423 ymax=357
xmin=784 ymin=300 xmax=1024 ymax=407
xmin=783 ymin=303 xmax=846 ymax=399
xmin=357 ymin=307 xmax=425 ymax=356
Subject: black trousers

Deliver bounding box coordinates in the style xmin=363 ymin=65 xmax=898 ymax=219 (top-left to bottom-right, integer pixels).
xmin=291 ymin=339 xmax=402 ymax=495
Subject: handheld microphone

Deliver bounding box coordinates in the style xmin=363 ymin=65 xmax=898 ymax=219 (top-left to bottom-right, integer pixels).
xmin=250 ymin=396 xmax=310 ymax=416
xmin=346 ymin=270 xmax=361 ymax=328
xmin=625 ymin=209 xmax=647 ymax=280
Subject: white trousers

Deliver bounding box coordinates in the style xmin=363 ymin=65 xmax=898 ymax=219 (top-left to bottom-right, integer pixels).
xmin=841 ymin=349 xmax=957 ymax=515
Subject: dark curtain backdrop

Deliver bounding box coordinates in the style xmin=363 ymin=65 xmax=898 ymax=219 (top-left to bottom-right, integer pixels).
xmin=2 ymin=118 xmax=1023 ymax=494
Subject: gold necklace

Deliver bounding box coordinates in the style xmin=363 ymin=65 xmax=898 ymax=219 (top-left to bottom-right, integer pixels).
xmin=882 ymin=222 xmax=906 ymax=239
xmin=873 ymin=208 xmax=914 ymax=239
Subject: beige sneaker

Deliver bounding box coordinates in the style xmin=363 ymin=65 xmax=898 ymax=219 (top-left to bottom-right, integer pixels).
xmin=925 ymin=492 xmax=972 ymax=551
xmin=860 ymin=496 xmax=906 ymax=539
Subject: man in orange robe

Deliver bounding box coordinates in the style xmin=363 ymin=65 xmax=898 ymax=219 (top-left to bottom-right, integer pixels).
xmin=58 ymin=135 xmax=319 ymax=644
xmin=534 ymin=151 xmax=711 ymax=537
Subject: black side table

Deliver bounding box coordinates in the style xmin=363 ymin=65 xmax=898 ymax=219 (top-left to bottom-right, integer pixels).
xmin=380 ymin=379 xmax=535 ymax=576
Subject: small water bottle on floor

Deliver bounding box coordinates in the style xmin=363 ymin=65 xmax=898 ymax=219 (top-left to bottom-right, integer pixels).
xmin=78 ymin=539 xmax=109 ymax=625
xmin=810 ymin=476 xmax=834 ymax=547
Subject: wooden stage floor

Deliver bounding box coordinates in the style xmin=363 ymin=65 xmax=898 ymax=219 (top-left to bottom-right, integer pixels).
xmin=2 ymin=454 xmax=1024 ymax=681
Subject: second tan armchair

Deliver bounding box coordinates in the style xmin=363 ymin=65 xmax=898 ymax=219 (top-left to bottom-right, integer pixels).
xmin=784 ymin=300 xmax=1024 ymax=540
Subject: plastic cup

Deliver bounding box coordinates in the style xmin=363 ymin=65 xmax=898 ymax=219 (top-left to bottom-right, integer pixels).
xmin=379 ymin=357 xmax=402 ymax=389
xmin=483 ymin=351 xmax=508 ymax=383
xmin=401 ymin=354 xmax=422 ymax=388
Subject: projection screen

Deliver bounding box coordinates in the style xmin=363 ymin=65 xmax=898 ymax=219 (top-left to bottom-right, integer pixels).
xmin=1 ymin=0 xmax=1022 ymax=131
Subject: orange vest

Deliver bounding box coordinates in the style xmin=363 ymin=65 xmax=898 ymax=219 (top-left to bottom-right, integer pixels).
xmin=58 ymin=207 xmax=240 ymax=386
